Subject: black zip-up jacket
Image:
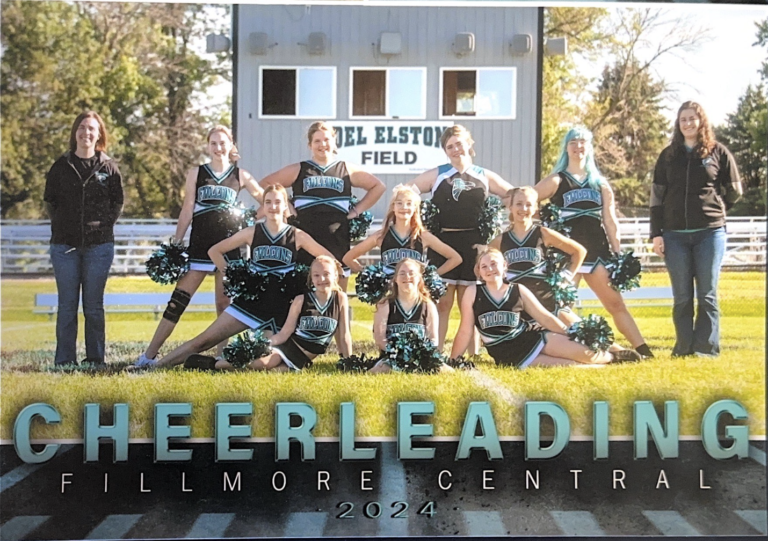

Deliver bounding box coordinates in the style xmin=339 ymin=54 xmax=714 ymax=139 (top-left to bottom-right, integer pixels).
xmin=650 ymin=142 xmax=742 ymax=239
xmin=43 ymin=151 xmax=124 ymax=247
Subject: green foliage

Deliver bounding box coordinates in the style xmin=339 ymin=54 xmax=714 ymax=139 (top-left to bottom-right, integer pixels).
xmin=729 ymin=186 xmax=767 ymax=217
xmin=716 ymin=85 xmax=767 ymax=191
xmin=609 ymin=177 xmax=650 ymax=209
xmin=756 ymin=18 xmax=768 ymax=83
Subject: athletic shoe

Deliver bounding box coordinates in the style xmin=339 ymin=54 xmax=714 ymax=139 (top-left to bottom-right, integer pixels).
xmin=134 ymin=354 xmax=157 ymax=368
xmin=610 ymin=349 xmax=642 ymax=363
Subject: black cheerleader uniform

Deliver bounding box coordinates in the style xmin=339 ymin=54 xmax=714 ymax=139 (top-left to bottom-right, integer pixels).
xmin=224 ymin=223 xmax=298 ymax=333
xmin=474 ymin=283 xmax=547 ymax=368
xmin=274 ymin=290 xmax=341 ymax=371
xmin=428 ymin=163 xmax=489 ymax=285
xmin=379 ymin=227 xmax=426 ymax=275
xmin=292 ymin=160 xmax=352 ymax=273
xmin=549 ymin=171 xmax=611 ymax=273
xmin=385 ymin=298 xmax=429 ymax=342
xmin=500 ymin=225 xmax=570 ymax=316
xmin=188 ymin=164 xmax=242 ymax=271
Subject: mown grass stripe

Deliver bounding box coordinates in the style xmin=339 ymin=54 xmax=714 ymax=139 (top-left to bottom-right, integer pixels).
xmin=1 ymin=516 xmax=50 ymax=541
xmin=550 ymin=510 xmax=605 ymax=536
xmin=185 ymin=513 xmax=235 ymax=538
xmin=463 ymin=510 xmax=506 ymax=536
xmin=642 ymin=510 xmax=699 ymax=536
xmin=85 ymin=514 xmax=143 ymax=540
xmin=0 ymin=444 xmax=74 ymax=494
xmin=282 ymin=512 xmax=328 ymax=537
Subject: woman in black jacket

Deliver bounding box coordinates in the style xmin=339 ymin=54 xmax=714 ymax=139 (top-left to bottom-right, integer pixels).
xmin=44 ymin=111 xmax=124 ymax=366
xmin=650 ymin=101 xmax=742 ymax=357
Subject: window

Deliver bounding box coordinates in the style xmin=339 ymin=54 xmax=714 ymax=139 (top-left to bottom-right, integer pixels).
xmin=440 ymin=68 xmax=517 ymax=119
xmin=260 ymin=67 xmax=336 ymax=118
xmin=350 ymin=67 xmax=426 ymax=119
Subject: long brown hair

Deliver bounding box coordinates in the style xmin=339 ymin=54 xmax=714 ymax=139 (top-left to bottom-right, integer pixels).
xmin=672 ymin=101 xmax=716 ymax=158
xmin=384 ymin=258 xmax=432 ymax=304
xmin=307 ymin=255 xmax=343 ymax=293
xmin=69 ymin=111 xmax=108 ymax=153
xmin=378 ymin=185 xmax=425 ymax=249
xmin=439 ymin=124 xmax=475 ymax=157
xmin=306 ymin=121 xmax=338 ymax=151
xmin=262 ymin=184 xmax=290 ymax=221
xmin=207 ymin=125 xmax=241 ymax=162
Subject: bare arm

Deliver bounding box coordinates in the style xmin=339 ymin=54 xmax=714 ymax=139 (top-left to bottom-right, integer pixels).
xmin=534 ymin=173 xmax=561 ymax=202
xmin=295 ymin=229 xmax=335 ymax=260
xmin=486 ymin=169 xmax=514 ymax=198
xmin=347 ymin=163 xmax=386 ymax=218
xmin=425 ymin=300 xmax=439 ymax=347
xmin=488 ymin=234 xmax=503 ymax=251
xmin=258 ymin=163 xmax=300 ymax=189
xmin=519 ymin=285 xmax=569 ymax=334
xmin=174 ymin=168 xmax=198 ymax=242
xmin=240 ymin=168 xmax=264 ymax=205
xmin=268 ymin=296 xmax=304 ymax=346
xmin=449 ymin=285 xmax=477 ymax=358
xmin=540 ymin=227 xmax=586 ymax=276
xmin=421 ymin=231 xmax=462 ymax=276
xmin=208 ymin=227 xmax=253 ymax=273
xmin=342 ymin=232 xmax=381 ymax=273
xmin=334 ymin=292 xmax=353 ymax=357
xmin=373 ymin=301 xmax=389 ymax=351
xmin=600 ymin=181 xmax=621 ymax=253
xmin=407 ymin=168 xmax=439 ymax=195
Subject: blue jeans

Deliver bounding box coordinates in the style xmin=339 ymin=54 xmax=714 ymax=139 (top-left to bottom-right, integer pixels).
xmin=662 ymin=228 xmax=726 ymax=357
xmin=49 ymin=243 xmax=114 ymax=365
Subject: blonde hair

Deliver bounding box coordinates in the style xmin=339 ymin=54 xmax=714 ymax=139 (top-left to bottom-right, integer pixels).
xmin=207 ymin=125 xmax=240 ymax=162
xmin=307 ymin=121 xmax=337 ymax=150
xmin=308 ymin=255 xmax=343 ymax=292
xmin=262 ymin=184 xmax=290 ymax=222
xmin=378 ymin=185 xmax=425 ymax=249
xmin=505 ymin=186 xmax=539 ymax=228
xmin=439 ymin=124 xmax=475 ymax=157
xmin=385 ymin=258 xmax=432 ymax=304
xmin=474 ymin=248 xmax=507 ymax=281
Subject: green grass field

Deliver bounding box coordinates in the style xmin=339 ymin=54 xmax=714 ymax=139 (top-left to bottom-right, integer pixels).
xmin=1 ymin=272 xmax=765 ymax=439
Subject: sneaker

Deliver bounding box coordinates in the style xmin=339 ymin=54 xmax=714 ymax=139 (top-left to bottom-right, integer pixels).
xmin=610 ymin=349 xmax=642 ymax=363
xmin=135 ymin=354 xmax=157 ymax=368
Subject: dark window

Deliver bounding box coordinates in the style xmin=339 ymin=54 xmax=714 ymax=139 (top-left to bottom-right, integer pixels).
xmin=262 ymin=69 xmax=296 ymax=116
xmin=352 ymin=70 xmax=386 ymax=116
xmin=442 ymin=70 xmax=477 ymax=116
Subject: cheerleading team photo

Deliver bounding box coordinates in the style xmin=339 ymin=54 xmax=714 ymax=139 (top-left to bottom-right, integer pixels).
xmin=1 ymin=2 xmax=766 ymax=539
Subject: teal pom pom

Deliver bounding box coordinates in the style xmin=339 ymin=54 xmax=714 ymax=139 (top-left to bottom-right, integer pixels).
xmin=445 ymin=356 xmax=476 ymax=370
xmin=545 ymin=272 xmax=578 ymax=309
xmin=223 ymin=330 xmax=272 ymax=368
xmin=145 ymin=239 xmax=190 ymax=285
xmin=337 ymin=353 xmax=380 ymax=372
xmin=349 ymin=196 xmax=373 ymax=242
xmin=356 ymin=263 xmax=390 ymax=304
xmin=605 ymin=250 xmax=642 ymax=292
xmin=567 ymin=314 xmax=614 ymax=352
xmin=478 ymin=195 xmax=505 ymax=244
xmin=223 ymin=260 xmax=271 ymax=301
xmin=385 ymin=330 xmax=445 ymax=373
xmin=539 ymin=203 xmax=571 ymax=235
xmin=280 ymin=264 xmax=310 ymax=299
xmin=423 ymin=264 xmax=447 ymax=301
xmin=420 ymin=200 xmax=441 ymax=234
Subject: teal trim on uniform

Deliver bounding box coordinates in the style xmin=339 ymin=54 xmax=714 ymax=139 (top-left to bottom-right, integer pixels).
xmin=508 ymin=228 xmax=535 ymax=245
xmin=480 ymin=326 xmax=525 ymax=347
xmin=294 ymin=195 xmax=351 ymax=212
xmin=306 ymin=159 xmax=340 ymax=173
xmin=260 ymin=222 xmax=290 ymax=243
xmin=560 ymin=170 xmax=592 ymax=189
xmin=480 ymin=284 xmax=512 ymax=310
xmin=395 ymin=299 xmax=422 ymax=321
xmin=670 ymin=228 xmax=707 ymax=234
xmin=203 ymin=163 xmax=235 ymax=184
xmin=390 ymin=228 xmax=411 ymax=246
xmin=309 ymin=290 xmax=334 ymax=314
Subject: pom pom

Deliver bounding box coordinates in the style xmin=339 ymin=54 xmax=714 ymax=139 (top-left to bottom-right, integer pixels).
xmin=544 ymin=246 xmax=570 ymax=275
xmin=385 ymin=330 xmax=445 ymax=373
xmin=355 ymin=263 xmax=390 ymax=305
xmin=420 ymin=200 xmax=441 ymax=234
xmin=241 ymin=206 xmax=259 ymax=228
xmin=223 ymin=330 xmax=272 ymax=368
xmin=349 ymin=195 xmax=374 ymax=242
xmin=478 ymin=195 xmax=506 ymax=244
xmin=280 ymin=264 xmax=311 ymax=299
xmin=605 ymin=250 xmax=642 ymax=292
xmin=423 ymin=264 xmax=447 ymax=301
xmin=337 ymin=353 xmax=380 ymax=372
xmin=287 ymin=215 xmax=301 ymax=227
xmin=545 ymin=271 xmax=578 ymax=309
xmin=567 ymin=314 xmax=615 ymax=352
xmin=445 ymin=356 xmax=476 ymax=370
xmin=145 ymin=239 xmax=190 ymax=285
xmin=539 ymin=203 xmax=572 ymax=235
xmin=223 ymin=260 xmax=271 ymax=301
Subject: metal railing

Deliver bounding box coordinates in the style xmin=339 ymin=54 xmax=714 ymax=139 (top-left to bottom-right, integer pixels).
xmin=2 ymin=216 xmax=764 ymax=274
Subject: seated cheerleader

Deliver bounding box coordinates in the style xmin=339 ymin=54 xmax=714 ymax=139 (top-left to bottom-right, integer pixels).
xmin=343 ymin=184 xmax=462 ymax=278
xmin=215 ymin=255 xmax=351 ymax=372
xmin=490 ymin=186 xmax=586 ymax=327
xmin=369 ymin=258 xmax=452 ymax=373
xmin=450 ymin=249 xmax=639 ymax=367
xmin=135 ymin=184 xmax=333 ymax=369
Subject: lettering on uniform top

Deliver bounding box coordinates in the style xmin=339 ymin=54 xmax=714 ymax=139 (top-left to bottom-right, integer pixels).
xmin=387 ymin=323 xmax=426 ymax=337
xmin=478 ymin=311 xmax=519 ymax=330
xmin=563 ymin=188 xmax=602 ymax=207
xmin=298 ymin=316 xmax=338 ymax=334
xmin=252 ymin=246 xmax=293 ymax=265
xmin=303 ymin=176 xmax=345 ymax=193
xmin=197 ymin=185 xmax=238 ymax=205
xmin=504 ymin=247 xmax=542 ymax=265
xmin=381 ymin=248 xmax=424 ymax=267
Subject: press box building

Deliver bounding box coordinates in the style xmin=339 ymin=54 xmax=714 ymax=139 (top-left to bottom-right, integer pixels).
xmin=233 ymin=4 xmax=548 ymax=218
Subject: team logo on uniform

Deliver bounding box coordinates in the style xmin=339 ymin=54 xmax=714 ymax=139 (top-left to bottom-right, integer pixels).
xmin=504 ymin=247 xmax=542 ymax=265
xmin=251 ymin=245 xmax=293 ymax=265
xmin=197 ymin=185 xmax=238 ymax=204
xmin=298 ymin=315 xmax=338 ymax=334
xmin=303 ymin=176 xmax=345 ymax=193
xmin=563 ymin=188 xmax=602 ymax=207
xmin=451 ymin=179 xmax=476 ymax=201
xmin=478 ymin=310 xmax=520 ymax=330
xmin=387 ymin=323 xmax=426 ymax=337
xmin=96 ymin=172 xmax=108 ymax=183
xmin=382 ymin=248 xmax=424 ymax=267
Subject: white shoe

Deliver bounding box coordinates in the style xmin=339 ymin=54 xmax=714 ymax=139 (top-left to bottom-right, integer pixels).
xmin=135 ymin=354 xmax=158 ymax=368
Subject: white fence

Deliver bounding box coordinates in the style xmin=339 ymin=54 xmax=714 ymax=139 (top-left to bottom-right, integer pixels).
xmin=1 ymin=217 xmax=765 ymax=275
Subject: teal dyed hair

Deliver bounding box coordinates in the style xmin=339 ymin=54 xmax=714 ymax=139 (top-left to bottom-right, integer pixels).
xmin=551 ymin=126 xmax=604 ymax=190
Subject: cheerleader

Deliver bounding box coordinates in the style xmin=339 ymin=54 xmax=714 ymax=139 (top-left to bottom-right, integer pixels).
xmin=258 ymin=121 xmax=386 ymax=290
xmin=535 ymin=127 xmax=653 ymax=358
xmin=409 ymin=124 xmax=513 ymax=351
xmin=343 ymin=184 xmax=461 ymax=278
xmin=369 ymin=258 xmax=452 ymax=373
xmin=215 ymin=255 xmax=351 ymax=372
xmin=450 ymin=249 xmax=640 ymax=367
xmin=136 ymin=126 xmax=262 ymax=366
xmin=135 ymin=184 xmax=332 ymax=368
xmin=490 ymin=186 xmax=585 ymax=325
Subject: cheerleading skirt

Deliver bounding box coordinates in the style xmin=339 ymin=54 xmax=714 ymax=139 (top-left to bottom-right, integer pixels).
xmin=428 ymin=229 xmax=483 ymax=286
xmin=295 ymin=216 xmax=351 ymax=277
xmin=567 ymin=221 xmax=612 ymax=275
xmin=485 ymin=326 xmax=548 ymax=368
xmin=273 ymin=337 xmax=313 ymax=371
xmin=225 ymin=289 xmax=291 ymax=334
xmin=188 ymin=222 xmax=241 ymax=272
